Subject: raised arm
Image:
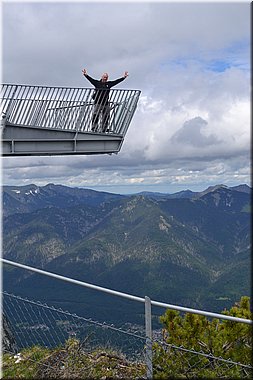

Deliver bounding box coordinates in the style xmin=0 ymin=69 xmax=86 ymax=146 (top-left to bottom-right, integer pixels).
xmin=82 ymin=68 xmax=99 ymax=86
xmin=108 ymin=71 xmax=129 ymax=88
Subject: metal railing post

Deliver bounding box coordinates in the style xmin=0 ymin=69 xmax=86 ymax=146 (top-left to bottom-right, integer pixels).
xmin=145 ymin=296 xmax=153 ymax=379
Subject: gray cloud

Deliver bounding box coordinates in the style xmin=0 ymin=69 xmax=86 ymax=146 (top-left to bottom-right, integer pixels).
xmin=170 ymin=117 xmax=221 ymax=147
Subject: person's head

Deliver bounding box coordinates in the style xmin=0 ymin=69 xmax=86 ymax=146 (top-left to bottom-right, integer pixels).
xmin=101 ymin=72 xmax=109 ymax=82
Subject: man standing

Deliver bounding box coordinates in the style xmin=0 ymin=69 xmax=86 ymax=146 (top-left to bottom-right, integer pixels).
xmin=82 ymin=69 xmax=128 ymax=132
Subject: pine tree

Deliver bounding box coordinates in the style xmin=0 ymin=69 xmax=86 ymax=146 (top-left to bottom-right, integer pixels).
xmin=153 ymin=296 xmax=252 ymax=378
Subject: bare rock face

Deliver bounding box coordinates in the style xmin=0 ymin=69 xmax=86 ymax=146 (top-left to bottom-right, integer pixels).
xmin=2 ymin=314 xmax=18 ymax=354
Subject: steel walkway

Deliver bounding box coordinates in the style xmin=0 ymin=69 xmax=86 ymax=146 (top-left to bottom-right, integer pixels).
xmin=1 ymin=84 xmax=141 ymax=156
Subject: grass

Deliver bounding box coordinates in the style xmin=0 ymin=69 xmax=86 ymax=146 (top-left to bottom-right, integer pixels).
xmin=2 ymin=338 xmax=146 ymax=379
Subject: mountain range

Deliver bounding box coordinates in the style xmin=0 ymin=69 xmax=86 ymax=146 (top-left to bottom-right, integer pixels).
xmin=2 ymin=183 xmax=251 ymax=324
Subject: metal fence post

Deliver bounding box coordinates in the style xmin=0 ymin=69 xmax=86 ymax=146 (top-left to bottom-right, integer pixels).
xmin=145 ymin=296 xmax=153 ymax=379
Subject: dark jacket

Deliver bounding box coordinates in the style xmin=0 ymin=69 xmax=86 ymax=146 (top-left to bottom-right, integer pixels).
xmin=84 ymin=74 xmax=125 ymax=104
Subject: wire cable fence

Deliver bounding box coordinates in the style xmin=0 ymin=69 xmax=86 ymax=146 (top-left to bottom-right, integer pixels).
xmin=2 ymin=291 xmax=147 ymax=378
xmin=2 ymin=291 xmax=252 ymax=379
xmin=2 ymin=291 xmax=146 ymax=359
xmin=1 ymin=259 xmax=252 ymax=379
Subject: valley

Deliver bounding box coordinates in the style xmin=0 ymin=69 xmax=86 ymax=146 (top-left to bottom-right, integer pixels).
xmin=2 ymin=183 xmax=251 ymax=324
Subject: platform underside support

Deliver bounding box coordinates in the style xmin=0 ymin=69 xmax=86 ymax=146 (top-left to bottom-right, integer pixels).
xmin=2 ymin=123 xmax=123 ymax=156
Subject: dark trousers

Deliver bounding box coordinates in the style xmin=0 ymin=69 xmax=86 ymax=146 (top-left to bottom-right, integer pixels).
xmin=92 ymin=103 xmax=110 ymax=132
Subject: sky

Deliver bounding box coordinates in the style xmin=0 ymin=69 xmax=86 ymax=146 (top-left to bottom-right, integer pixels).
xmin=1 ymin=0 xmax=251 ymax=194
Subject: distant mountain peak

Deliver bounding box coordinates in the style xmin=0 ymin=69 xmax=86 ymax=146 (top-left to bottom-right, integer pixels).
xmin=196 ymin=184 xmax=228 ymax=197
xmin=230 ymin=184 xmax=251 ymax=194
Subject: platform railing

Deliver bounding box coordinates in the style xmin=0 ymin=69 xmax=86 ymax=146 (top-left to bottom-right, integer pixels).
xmin=0 ymin=84 xmax=141 ymax=136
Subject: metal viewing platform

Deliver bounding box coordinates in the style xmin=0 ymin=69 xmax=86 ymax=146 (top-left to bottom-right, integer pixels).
xmin=1 ymin=84 xmax=141 ymax=156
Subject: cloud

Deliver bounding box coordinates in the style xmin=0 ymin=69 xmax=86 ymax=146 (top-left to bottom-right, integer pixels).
xmin=1 ymin=1 xmax=251 ymax=193
xmin=170 ymin=117 xmax=221 ymax=147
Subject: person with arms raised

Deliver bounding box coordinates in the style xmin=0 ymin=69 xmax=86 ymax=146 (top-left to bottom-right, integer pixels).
xmin=82 ymin=69 xmax=128 ymax=132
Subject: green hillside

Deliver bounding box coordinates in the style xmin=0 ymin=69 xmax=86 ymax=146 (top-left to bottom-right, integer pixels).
xmin=2 ymin=183 xmax=251 ymax=323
